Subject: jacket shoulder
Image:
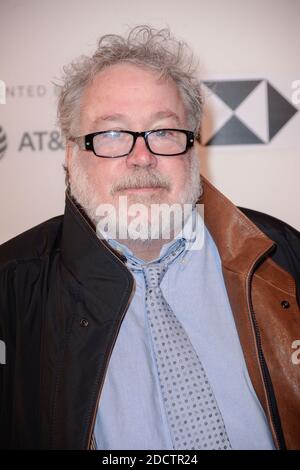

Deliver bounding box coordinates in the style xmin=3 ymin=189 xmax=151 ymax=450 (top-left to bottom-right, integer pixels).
xmin=239 ymin=207 xmax=300 ymax=252
xmin=239 ymin=207 xmax=300 ymax=238
xmin=239 ymin=207 xmax=300 ymax=302
xmin=0 ymin=215 xmax=64 ymax=270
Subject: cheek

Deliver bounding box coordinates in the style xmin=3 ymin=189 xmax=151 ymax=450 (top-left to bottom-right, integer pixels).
xmin=164 ymin=159 xmax=190 ymax=192
xmin=87 ymin=158 xmax=123 ymax=195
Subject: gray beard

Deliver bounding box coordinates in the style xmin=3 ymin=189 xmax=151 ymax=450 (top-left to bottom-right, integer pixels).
xmin=67 ymin=150 xmax=203 ymax=243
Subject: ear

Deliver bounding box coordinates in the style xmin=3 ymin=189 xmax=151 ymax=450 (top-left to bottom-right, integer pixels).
xmin=65 ymin=140 xmax=74 ymax=169
xmin=193 ymin=140 xmax=201 ymax=156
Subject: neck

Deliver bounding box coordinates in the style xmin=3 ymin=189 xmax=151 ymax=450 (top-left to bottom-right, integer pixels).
xmin=118 ymin=238 xmax=171 ymax=262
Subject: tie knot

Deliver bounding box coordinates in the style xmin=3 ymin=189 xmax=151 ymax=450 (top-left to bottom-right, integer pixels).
xmin=142 ymin=240 xmax=186 ymax=288
xmin=142 ymin=263 xmax=166 ymax=288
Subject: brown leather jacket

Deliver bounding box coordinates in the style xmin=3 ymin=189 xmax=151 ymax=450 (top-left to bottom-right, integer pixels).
xmin=200 ymin=176 xmax=300 ymax=449
xmin=0 ymin=176 xmax=299 ymax=449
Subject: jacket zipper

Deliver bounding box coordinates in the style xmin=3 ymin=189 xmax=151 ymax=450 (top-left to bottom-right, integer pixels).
xmin=85 ymin=280 xmax=135 ymax=450
xmin=246 ymin=246 xmax=286 ymax=450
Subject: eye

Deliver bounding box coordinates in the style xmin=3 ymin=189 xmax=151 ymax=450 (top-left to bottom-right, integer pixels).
xmin=154 ymin=129 xmax=172 ymax=138
xmin=103 ymin=130 xmax=122 ymax=139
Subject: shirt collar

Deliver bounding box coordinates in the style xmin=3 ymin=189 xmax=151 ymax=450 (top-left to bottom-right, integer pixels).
xmin=104 ymin=204 xmax=203 ymax=267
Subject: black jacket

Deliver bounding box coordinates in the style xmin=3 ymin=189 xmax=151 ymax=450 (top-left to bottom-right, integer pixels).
xmin=0 ymin=181 xmax=300 ymax=449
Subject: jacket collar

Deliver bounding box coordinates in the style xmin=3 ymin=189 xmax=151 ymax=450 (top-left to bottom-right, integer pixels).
xmin=200 ymin=177 xmax=297 ymax=301
xmin=199 ymin=175 xmax=275 ymax=274
xmin=60 ymin=190 xmax=134 ymax=309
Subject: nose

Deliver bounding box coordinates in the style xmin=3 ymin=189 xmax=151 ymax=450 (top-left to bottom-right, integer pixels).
xmin=126 ymin=135 xmax=158 ymax=169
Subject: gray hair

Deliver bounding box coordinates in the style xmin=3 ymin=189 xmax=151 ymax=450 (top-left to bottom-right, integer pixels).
xmin=56 ymin=25 xmax=203 ymax=142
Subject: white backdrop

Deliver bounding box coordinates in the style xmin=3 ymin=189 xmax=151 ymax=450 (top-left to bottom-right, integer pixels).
xmin=0 ymin=0 xmax=299 ymax=244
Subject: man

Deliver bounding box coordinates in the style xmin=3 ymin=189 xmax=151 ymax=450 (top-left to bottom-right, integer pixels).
xmin=0 ymin=26 xmax=299 ymax=450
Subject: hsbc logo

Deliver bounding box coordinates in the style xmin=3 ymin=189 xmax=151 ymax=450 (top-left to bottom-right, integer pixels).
xmin=201 ymin=80 xmax=298 ymax=145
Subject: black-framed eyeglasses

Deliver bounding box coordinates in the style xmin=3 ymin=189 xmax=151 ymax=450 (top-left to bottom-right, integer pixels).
xmin=70 ymin=129 xmax=195 ymax=158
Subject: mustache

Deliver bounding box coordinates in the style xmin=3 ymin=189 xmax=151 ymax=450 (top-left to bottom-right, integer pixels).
xmin=110 ymin=170 xmax=171 ymax=195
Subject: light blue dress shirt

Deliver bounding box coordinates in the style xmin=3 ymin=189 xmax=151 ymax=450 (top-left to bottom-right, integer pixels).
xmin=94 ymin=211 xmax=275 ymax=450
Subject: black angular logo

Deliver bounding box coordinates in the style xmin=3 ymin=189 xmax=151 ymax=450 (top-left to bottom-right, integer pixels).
xmin=202 ymin=80 xmax=298 ymax=145
xmin=0 ymin=126 xmax=7 ymax=159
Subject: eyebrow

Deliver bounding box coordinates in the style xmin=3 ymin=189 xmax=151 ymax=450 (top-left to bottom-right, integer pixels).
xmin=91 ymin=110 xmax=182 ymax=129
xmin=149 ymin=110 xmax=182 ymax=125
xmin=93 ymin=113 xmax=125 ymax=123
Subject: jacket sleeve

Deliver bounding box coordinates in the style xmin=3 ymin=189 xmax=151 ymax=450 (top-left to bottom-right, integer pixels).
xmin=0 ymin=262 xmax=17 ymax=448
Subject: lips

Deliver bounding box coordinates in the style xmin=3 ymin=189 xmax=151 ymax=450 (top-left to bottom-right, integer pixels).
xmin=121 ymin=186 xmax=163 ymax=192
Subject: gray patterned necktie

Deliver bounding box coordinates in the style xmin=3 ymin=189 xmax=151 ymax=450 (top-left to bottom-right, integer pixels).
xmin=142 ymin=244 xmax=232 ymax=450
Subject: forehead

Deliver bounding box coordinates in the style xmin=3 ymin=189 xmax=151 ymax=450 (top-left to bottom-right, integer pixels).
xmin=79 ymin=63 xmax=187 ymax=128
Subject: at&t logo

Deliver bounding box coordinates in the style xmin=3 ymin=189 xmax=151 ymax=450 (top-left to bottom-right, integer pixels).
xmin=0 ymin=127 xmax=7 ymax=159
